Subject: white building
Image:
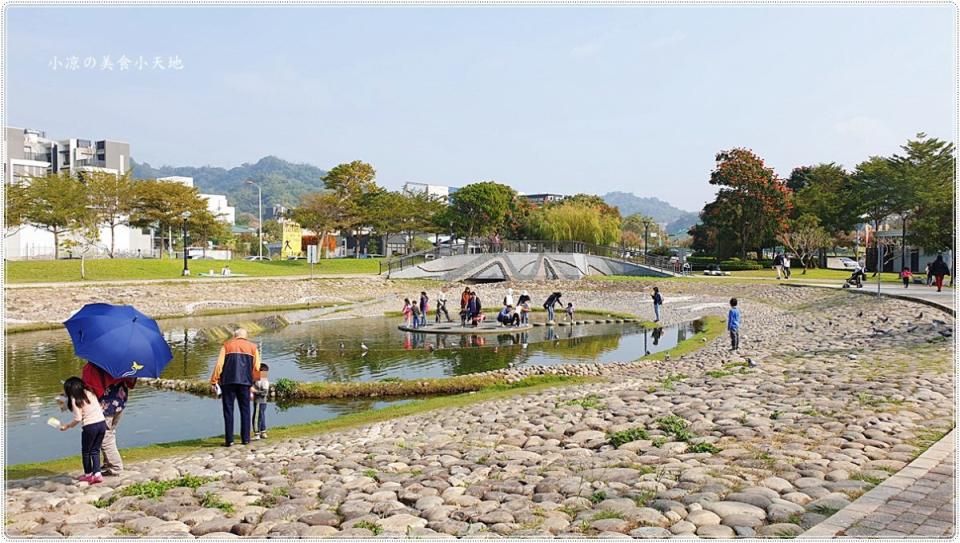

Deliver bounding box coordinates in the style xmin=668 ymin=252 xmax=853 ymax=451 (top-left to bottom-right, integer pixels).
xmin=402 ymin=182 xmax=457 ymax=201
xmin=158 ymin=176 xmax=236 ymax=225
xmin=4 ymin=126 xmax=152 ymax=260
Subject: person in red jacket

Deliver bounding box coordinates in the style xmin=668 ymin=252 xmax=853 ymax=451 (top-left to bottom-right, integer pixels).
xmin=81 ymin=362 xmax=136 ymax=476
xmin=210 ymin=328 xmax=261 ymax=446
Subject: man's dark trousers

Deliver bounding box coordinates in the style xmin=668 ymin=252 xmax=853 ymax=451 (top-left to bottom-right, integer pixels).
xmin=221 ymin=384 xmax=251 ymax=445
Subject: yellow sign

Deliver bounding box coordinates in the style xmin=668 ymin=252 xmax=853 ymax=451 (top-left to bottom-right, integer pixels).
xmin=281 ymin=221 xmax=303 ymax=258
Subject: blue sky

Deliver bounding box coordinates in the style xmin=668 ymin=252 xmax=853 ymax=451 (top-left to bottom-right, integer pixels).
xmin=5 ymin=5 xmax=955 ymax=211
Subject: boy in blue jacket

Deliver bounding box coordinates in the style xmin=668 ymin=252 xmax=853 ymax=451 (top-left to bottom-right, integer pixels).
xmin=728 ymin=298 xmax=741 ymax=351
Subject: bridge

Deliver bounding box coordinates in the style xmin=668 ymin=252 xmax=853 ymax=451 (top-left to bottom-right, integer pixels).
xmin=380 ymin=240 xmax=679 ymax=282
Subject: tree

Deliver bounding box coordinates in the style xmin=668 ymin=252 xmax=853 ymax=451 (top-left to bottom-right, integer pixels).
xmin=322 ymin=161 xmax=380 ymax=257
xmin=4 ymin=182 xmax=29 ymax=238
xmin=851 ymin=157 xmax=900 ymax=274
xmin=622 ymin=213 xmax=666 ymax=252
xmin=22 ymin=172 xmax=90 ymax=260
xmin=188 ymin=208 xmax=230 ymax=257
xmin=130 ymin=179 xmax=210 ymax=258
xmin=261 ymin=219 xmax=284 ymax=244
xmin=448 ymin=182 xmax=516 ymax=240
xmin=891 ymin=133 xmax=955 ymax=254
xmin=59 ymin=210 xmax=101 ymax=279
xmin=777 ymin=215 xmax=831 ymax=273
xmin=786 ymin=166 xmax=814 ymax=192
xmin=85 ymin=170 xmax=135 ymax=258
xmin=289 ymin=192 xmax=353 ymax=259
xmin=527 ymin=199 xmax=621 ymax=246
xmin=707 ymin=148 xmax=792 ymax=259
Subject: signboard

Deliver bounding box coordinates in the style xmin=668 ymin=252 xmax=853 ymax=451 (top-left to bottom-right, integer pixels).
xmin=280 ymin=221 xmax=303 ymax=259
xmin=307 ymin=244 xmax=319 ymax=264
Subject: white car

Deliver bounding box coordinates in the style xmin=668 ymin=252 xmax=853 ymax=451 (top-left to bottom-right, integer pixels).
xmin=703 ymin=265 xmax=731 ymax=276
xmin=839 ymin=257 xmax=860 ymax=270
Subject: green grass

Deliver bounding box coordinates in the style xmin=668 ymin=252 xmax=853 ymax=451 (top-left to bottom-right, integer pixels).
xmin=564 ymin=394 xmax=605 ymax=409
xmin=687 ymin=442 xmax=722 ymax=454
xmin=200 ymin=493 xmax=236 ymax=513
xmin=728 ymin=268 xmax=905 ymax=283
xmin=644 ymin=316 xmax=725 ymax=361
xmin=590 ymin=510 xmax=625 ymax=521
xmin=607 ymin=427 xmax=650 ymax=448
xmin=656 ymin=415 xmax=693 ymax=441
xmin=351 ymin=520 xmax=383 ymax=535
xmin=6 ymin=374 xmax=591 ymax=480
xmin=5 ymin=257 xmax=381 ymax=283
xmin=114 ymin=475 xmax=216 ymax=500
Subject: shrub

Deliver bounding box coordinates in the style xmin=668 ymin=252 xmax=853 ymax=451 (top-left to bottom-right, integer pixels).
xmin=607 ymin=427 xmax=650 ymax=448
xmin=687 ymin=442 xmax=722 ymax=454
xmin=273 ymin=378 xmax=298 ymax=397
xmin=656 ymin=415 xmax=693 ymax=441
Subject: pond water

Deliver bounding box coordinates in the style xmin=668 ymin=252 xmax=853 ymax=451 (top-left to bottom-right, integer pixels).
xmin=5 ymin=313 xmax=700 ymax=465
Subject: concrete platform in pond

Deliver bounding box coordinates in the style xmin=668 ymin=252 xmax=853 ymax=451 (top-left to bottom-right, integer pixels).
xmin=398 ymin=322 xmax=534 ymax=334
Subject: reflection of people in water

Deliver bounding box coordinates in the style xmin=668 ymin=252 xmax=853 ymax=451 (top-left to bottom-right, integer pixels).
xmin=471 ymin=335 xmax=485 ymax=347
xmin=403 ymin=333 xmax=412 ymax=350
xmin=436 ymin=336 xmax=448 ymax=349
xmin=546 ymin=328 xmax=557 ymax=341
xmin=652 ymin=327 xmax=663 ymax=346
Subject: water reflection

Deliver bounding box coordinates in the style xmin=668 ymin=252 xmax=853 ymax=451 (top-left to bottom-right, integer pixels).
xmin=6 ymin=314 xmax=700 ymax=464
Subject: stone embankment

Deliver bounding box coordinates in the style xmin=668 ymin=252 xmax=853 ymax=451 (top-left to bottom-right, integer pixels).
xmin=5 ymin=284 xmax=954 ymax=539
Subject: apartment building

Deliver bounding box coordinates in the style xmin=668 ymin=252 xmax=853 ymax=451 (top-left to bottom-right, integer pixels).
xmin=4 ymin=126 xmax=148 ymax=259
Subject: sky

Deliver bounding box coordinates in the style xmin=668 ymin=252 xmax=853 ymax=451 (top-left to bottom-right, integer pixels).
xmin=5 ymin=5 xmax=956 ymax=211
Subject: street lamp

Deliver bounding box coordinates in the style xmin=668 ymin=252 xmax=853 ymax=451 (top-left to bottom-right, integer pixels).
xmin=246 ymin=179 xmax=263 ymax=259
xmin=181 ymin=210 xmax=191 ymax=276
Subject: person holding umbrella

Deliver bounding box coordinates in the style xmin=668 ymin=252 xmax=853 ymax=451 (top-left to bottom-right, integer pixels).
xmin=82 ymin=362 xmax=136 ymax=476
xmin=210 ymin=328 xmax=262 ymax=447
xmin=63 ymin=303 xmax=174 ymax=475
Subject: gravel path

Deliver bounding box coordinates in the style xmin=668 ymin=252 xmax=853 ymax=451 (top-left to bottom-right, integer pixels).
xmin=5 ymin=283 xmax=954 ymax=539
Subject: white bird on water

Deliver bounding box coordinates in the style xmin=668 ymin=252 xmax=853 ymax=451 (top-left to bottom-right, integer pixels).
xmin=361 ymin=342 xmax=369 ymax=351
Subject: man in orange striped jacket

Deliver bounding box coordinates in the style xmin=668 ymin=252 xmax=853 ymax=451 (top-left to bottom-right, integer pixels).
xmin=210 ymin=328 xmax=261 ymax=446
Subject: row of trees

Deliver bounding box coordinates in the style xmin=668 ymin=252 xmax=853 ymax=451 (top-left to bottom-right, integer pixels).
xmin=691 ymin=133 xmax=955 ymax=270
xmin=6 ymin=171 xmax=226 ymax=267
xmin=289 ymin=162 xmax=664 ymax=256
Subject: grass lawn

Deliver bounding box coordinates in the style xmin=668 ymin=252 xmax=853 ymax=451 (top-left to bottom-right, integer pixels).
xmin=644 ymin=315 xmax=725 ymax=360
xmin=6 ymin=374 xmax=592 ymax=480
xmin=5 ymin=257 xmax=382 ymax=284
xmin=728 ymin=268 xmax=905 ymax=283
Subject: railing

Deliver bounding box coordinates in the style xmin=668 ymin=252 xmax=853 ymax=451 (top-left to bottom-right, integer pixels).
xmin=379 ymin=239 xmax=680 ymax=276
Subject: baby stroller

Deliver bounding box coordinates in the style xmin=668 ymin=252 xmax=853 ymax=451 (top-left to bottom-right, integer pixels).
xmin=843 ymin=268 xmax=866 ymax=288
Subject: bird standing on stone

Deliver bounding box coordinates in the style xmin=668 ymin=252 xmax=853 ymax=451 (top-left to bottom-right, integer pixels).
xmin=361 ymin=342 xmax=369 ymax=351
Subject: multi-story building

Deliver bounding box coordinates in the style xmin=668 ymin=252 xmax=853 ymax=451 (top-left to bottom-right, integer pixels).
xmin=4 ymin=126 xmax=149 ymax=259
xmin=521 ymin=193 xmax=566 ymax=206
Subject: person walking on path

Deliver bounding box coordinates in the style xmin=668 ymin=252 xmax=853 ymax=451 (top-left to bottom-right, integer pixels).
xmin=782 ymin=254 xmax=792 ymax=279
xmin=727 ymin=298 xmax=741 ymax=351
xmin=651 ymin=287 xmax=664 ymax=323
xmin=59 ymin=377 xmax=107 ymax=484
xmin=900 ymin=267 xmax=913 ymax=288
xmin=81 ymin=362 xmax=136 ymax=476
xmin=543 ymin=292 xmax=563 ymax=323
xmin=435 ymin=289 xmax=452 ymax=323
xmin=210 ymin=328 xmax=261 ymax=447
xmin=930 ymin=254 xmax=950 ymax=292
xmin=925 ymin=263 xmax=933 ymax=286
xmin=773 ymin=253 xmax=784 ymax=280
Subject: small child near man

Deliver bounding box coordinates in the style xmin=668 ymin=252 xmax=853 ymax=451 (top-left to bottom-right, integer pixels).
xmin=251 ymin=363 xmax=270 ymax=440
xmin=727 ymin=298 xmax=741 ymax=351
xmin=565 ymin=302 xmax=575 ymax=321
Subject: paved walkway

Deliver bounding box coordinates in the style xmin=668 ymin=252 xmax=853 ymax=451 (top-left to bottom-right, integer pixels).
xmin=784 ymin=280 xmax=956 ymax=313
xmin=4 ymin=272 xmax=380 ymax=289
xmin=801 ymin=430 xmax=956 ymax=539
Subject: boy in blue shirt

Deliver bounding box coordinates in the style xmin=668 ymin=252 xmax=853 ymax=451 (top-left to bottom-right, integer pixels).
xmin=728 ymin=298 xmax=741 ymax=351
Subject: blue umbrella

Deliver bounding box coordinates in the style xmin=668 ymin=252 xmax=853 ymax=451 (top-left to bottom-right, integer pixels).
xmin=63 ymin=303 xmax=173 ymax=378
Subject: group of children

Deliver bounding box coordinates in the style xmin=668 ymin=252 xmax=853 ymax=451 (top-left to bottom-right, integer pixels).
xmin=401 ymin=287 xmax=578 ymax=328
xmin=59 ymin=362 xmax=272 ymax=484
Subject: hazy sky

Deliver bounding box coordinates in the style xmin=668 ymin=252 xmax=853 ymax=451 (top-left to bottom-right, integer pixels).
xmin=5 ymin=5 xmax=955 ymax=211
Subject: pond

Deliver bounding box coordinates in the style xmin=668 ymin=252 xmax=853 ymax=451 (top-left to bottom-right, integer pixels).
xmin=5 ymin=313 xmax=700 ymax=465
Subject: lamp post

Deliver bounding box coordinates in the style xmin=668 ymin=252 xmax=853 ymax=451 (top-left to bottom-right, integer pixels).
xmin=246 ymin=179 xmax=263 ymax=259
xmin=181 ymin=210 xmax=191 ymax=276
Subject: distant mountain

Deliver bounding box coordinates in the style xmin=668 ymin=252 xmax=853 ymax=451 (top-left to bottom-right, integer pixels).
xmin=602 ymin=191 xmax=700 ymax=235
xmin=132 ymin=156 xmax=327 ymax=218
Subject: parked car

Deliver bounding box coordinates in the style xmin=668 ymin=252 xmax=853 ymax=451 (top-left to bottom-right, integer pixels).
xmin=703 ymin=264 xmax=731 ymax=276
xmin=243 ymin=255 xmax=272 ymax=261
xmin=838 ymin=257 xmax=860 ymax=270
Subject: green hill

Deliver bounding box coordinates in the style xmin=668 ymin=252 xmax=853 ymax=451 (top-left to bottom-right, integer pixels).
xmin=131 ymin=156 xmax=327 ymax=218
xmin=602 ymin=191 xmax=700 ymax=234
